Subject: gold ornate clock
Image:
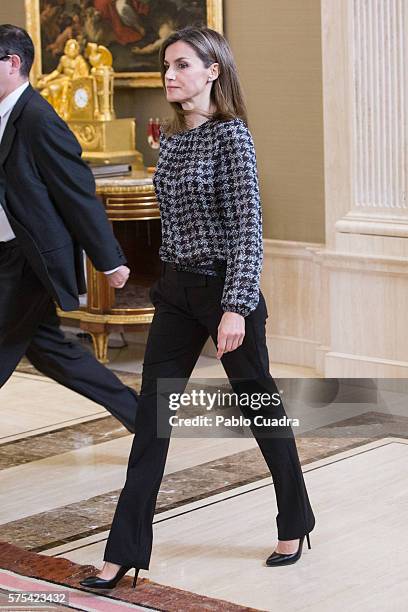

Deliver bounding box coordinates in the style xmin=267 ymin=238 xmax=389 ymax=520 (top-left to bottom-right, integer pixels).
xmin=70 ymin=78 xmax=94 ymax=121
xmin=36 ymin=40 xmax=143 ymax=168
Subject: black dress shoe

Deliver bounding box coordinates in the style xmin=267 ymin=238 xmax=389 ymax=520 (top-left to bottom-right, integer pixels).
xmin=80 ymin=566 xmax=139 ymax=589
xmin=266 ymin=533 xmax=311 ymax=567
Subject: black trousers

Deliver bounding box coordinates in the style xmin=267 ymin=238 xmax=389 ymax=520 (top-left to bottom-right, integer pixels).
xmin=104 ymin=264 xmax=316 ymax=569
xmin=0 ymin=240 xmax=137 ymax=432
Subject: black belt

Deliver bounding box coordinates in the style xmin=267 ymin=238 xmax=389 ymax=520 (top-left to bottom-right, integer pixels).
xmin=0 ymin=238 xmax=18 ymax=251
xmin=161 ymin=260 xmax=227 ymax=286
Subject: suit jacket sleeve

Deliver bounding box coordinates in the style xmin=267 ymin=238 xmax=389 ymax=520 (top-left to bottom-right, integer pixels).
xmin=30 ymin=112 xmax=126 ymax=271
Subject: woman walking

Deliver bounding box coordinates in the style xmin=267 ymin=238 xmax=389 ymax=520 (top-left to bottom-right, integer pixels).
xmin=81 ymin=26 xmax=315 ymax=589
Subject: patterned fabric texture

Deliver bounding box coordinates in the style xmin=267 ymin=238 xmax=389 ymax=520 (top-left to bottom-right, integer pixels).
xmin=153 ymin=118 xmax=263 ymax=317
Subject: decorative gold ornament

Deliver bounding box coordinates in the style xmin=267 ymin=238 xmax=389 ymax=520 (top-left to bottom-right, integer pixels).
xmin=86 ymin=43 xmax=115 ymax=122
xmin=37 ymin=39 xmax=89 ymax=121
xmin=36 ymin=38 xmax=143 ymax=168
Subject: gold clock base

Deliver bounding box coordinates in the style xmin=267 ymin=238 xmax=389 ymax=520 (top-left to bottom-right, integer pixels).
xmin=68 ymin=118 xmax=144 ymax=168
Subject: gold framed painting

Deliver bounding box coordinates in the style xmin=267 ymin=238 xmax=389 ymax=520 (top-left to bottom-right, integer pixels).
xmin=25 ymin=0 xmax=223 ymax=88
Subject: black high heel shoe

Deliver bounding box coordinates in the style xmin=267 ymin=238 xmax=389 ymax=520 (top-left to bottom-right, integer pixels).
xmin=80 ymin=565 xmax=139 ymax=589
xmin=266 ymin=533 xmax=311 ymax=567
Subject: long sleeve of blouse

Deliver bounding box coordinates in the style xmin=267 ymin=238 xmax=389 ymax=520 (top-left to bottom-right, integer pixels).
xmin=215 ymin=119 xmax=263 ymax=317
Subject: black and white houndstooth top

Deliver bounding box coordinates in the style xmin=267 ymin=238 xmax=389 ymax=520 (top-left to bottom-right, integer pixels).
xmin=152 ymin=117 xmax=263 ymax=317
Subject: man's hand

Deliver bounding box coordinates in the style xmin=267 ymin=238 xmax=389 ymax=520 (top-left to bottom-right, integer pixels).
xmin=105 ymin=265 xmax=130 ymax=289
xmin=216 ymin=312 xmax=245 ymax=359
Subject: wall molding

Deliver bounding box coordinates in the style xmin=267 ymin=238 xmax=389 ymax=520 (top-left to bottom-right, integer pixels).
xmin=262 ymin=238 xmax=408 ymax=377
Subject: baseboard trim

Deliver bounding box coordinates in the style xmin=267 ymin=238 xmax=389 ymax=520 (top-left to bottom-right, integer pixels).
xmin=325 ymin=352 xmax=408 ymax=377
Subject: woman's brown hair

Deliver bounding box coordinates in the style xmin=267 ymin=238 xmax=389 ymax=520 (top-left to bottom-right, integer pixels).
xmin=158 ymin=26 xmax=248 ymax=135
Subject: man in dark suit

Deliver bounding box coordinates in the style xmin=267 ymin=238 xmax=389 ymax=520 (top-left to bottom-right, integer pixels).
xmin=0 ymin=24 xmax=138 ymax=432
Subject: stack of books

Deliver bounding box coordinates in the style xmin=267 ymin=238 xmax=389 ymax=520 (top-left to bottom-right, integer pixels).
xmin=89 ymin=163 xmax=132 ymax=178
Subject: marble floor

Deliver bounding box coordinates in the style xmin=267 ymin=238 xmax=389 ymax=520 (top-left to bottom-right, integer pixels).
xmin=45 ymin=438 xmax=408 ymax=611
xmin=1 ymin=338 xmax=408 ymax=611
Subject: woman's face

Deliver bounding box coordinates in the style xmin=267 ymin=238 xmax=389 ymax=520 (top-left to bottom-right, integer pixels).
xmin=163 ymin=40 xmax=217 ymax=106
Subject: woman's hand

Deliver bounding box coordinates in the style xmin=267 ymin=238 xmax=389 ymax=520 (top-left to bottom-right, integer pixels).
xmin=216 ymin=312 xmax=245 ymax=359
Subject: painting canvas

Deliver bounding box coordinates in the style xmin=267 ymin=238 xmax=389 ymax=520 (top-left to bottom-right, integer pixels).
xmin=26 ymin=0 xmax=223 ymax=87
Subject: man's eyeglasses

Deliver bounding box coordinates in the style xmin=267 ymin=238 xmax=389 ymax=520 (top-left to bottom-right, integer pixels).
xmin=0 ymin=55 xmax=11 ymax=62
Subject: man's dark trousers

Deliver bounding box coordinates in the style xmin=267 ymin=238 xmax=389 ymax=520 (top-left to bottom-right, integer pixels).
xmin=104 ymin=265 xmax=316 ymax=569
xmin=0 ymin=239 xmax=137 ymax=432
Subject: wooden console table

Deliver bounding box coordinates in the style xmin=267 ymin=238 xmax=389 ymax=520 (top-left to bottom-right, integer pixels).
xmin=58 ymin=171 xmax=161 ymax=362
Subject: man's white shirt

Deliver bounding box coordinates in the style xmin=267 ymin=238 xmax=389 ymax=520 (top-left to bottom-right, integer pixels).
xmin=0 ymin=81 xmax=29 ymax=241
